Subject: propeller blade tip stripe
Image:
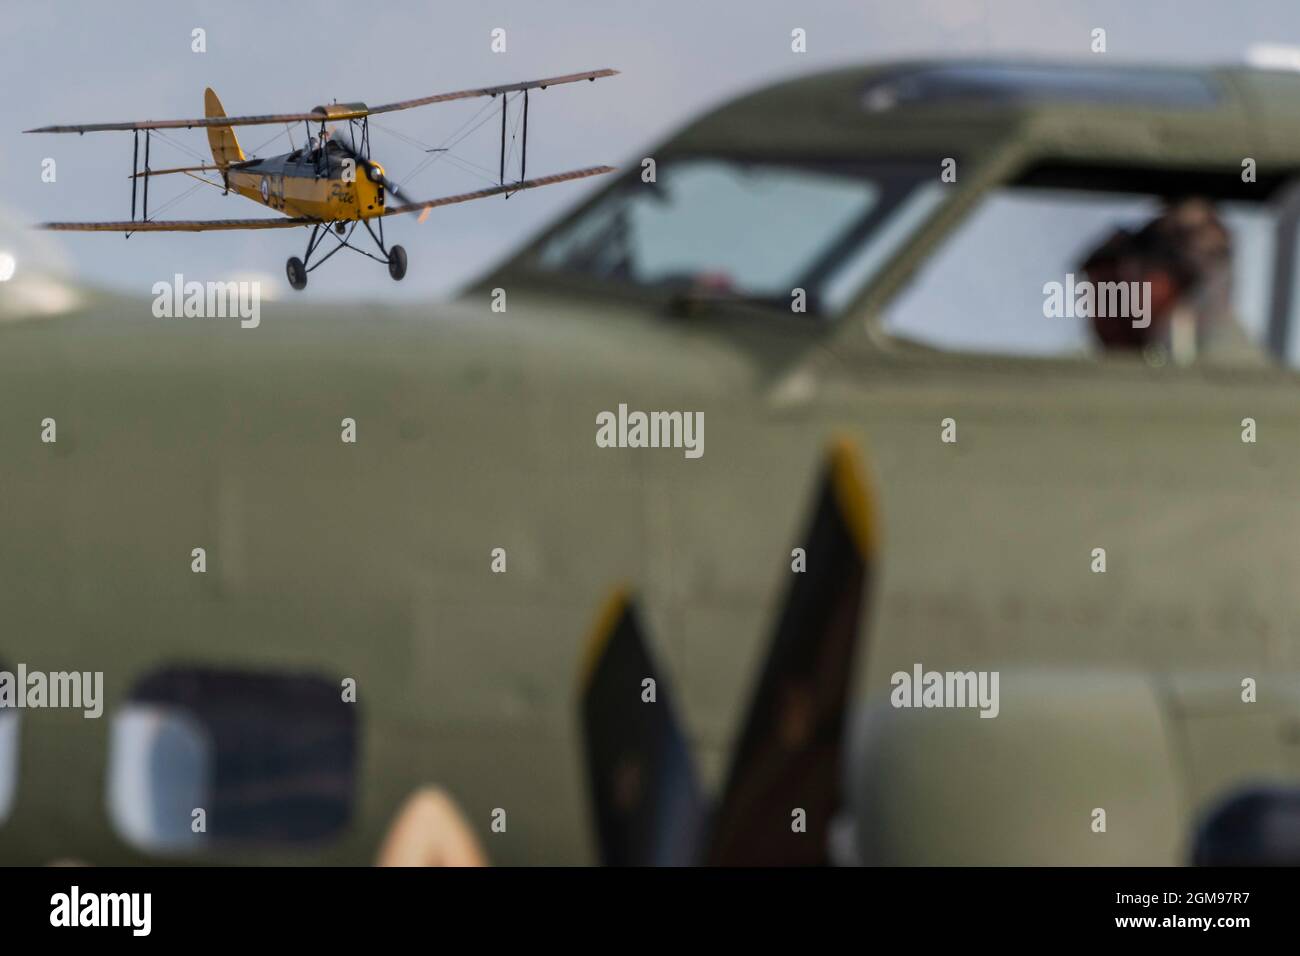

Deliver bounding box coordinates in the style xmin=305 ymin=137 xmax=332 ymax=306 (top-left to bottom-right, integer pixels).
xmin=579 ymin=583 xmax=632 ymax=692
xmin=828 ymin=435 xmax=879 ymax=559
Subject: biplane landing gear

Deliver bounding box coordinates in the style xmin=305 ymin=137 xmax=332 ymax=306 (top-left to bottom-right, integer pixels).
xmin=282 ymin=219 xmax=406 ymax=289
xmin=286 ymin=256 xmax=307 ymax=291
xmin=388 ymin=245 xmax=408 ymax=281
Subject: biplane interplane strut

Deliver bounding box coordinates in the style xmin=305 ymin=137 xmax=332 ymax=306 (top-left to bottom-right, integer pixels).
xmin=25 ymin=69 xmax=619 ymax=289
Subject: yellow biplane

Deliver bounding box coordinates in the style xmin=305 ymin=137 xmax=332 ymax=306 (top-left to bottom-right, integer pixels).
xmin=25 ymin=69 xmax=618 ymax=289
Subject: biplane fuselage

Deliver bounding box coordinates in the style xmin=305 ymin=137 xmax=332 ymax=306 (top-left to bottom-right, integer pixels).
xmin=227 ymin=144 xmax=388 ymax=222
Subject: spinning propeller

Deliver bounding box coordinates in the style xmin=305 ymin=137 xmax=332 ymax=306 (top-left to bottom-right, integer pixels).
xmin=331 ymin=131 xmax=416 ymax=206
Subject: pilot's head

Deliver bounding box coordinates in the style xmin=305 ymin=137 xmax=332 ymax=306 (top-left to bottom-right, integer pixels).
xmin=1082 ymin=198 xmax=1232 ymax=355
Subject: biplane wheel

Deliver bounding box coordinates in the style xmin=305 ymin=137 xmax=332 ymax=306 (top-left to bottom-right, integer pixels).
xmin=286 ymin=256 xmax=308 ymax=291
xmin=388 ymin=245 xmax=408 ymax=281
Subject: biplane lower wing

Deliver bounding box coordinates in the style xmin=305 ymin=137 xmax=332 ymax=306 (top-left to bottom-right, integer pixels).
xmin=384 ymin=165 xmax=616 ymax=218
xmin=37 ymin=216 xmax=319 ymax=233
xmin=40 ymin=167 xmax=614 ymax=232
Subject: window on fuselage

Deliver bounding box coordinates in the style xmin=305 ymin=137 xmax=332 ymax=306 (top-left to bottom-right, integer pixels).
xmin=0 ymin=661 xmax=17 ymax=826
xmin=106 ymin=666 xmax=358 ymax=855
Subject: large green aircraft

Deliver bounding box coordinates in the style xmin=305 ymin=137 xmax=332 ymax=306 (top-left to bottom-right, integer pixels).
xmin=5 ymin=58 xmax=1300 ymax=866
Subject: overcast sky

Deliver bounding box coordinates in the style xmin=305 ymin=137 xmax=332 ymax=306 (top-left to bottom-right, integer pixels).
xmin=4 ymin=0 xmax=1300 ymax=301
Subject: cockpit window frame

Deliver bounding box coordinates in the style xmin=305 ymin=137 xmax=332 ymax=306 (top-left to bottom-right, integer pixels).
xmin=513 ymin=151 xmax=949 ymax=326
xmin=854 ymin=154 xmax=1300 ymax=370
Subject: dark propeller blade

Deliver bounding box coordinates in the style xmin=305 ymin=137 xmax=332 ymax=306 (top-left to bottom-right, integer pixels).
xmin=332 ymin=132 xmax=416 ymax=205
xmin=579 ymin=588 xmax=707 ymax=866
xmin=705 ymin=437 xmax=879 ymax=865
xmin=576 ymin=438 xmax=880 ymax=867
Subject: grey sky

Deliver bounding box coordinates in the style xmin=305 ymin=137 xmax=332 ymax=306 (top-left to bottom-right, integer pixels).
xmin=4 ymin=0 xmax=1300 ymax=301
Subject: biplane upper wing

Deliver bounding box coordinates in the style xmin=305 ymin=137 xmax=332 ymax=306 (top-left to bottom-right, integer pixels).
xmin=384 ymin=165 xmax=616 ymax=218
xmin=365 ymin=69 xmax=619 ymax=115
xmin=37 ymin=216 xmax=319 ymax=232
xmin=23 ymin=69 xmax=619 ymax=133
xmin=27 ymin=111 xmax=337 ymax=134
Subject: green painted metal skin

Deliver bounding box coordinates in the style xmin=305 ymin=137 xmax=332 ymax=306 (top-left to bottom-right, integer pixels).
xmin=6 ymin=59 xmax=1300 ymax=865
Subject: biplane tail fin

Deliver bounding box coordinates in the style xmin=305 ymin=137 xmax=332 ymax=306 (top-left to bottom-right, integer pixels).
xmin=204 ymin=88 xmax=245 ymax=170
